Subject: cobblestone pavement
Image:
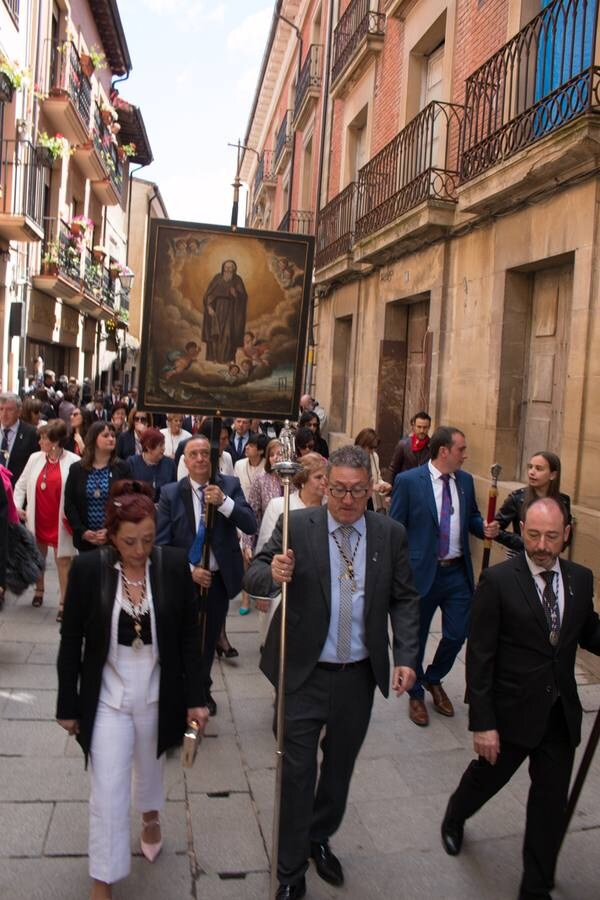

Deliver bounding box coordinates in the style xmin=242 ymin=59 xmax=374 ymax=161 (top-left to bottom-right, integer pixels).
xmin=1 ymin=557 xmax=600 ymax=899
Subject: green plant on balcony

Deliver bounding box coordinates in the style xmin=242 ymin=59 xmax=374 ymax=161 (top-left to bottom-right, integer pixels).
xmin=88 ymin=46 xmax=107 ymax=70
xmin=118 ymin=308 xmax=129 ymax=323
xmin=37 ymin=131 xmax=72 ymax=161
xmin=41 ymin=241 xmax=60 ymax=275
xmin=0 ymin=56 xmax=30 ymax=90
xmin=117 ymin=142 xmax=136 ymax=162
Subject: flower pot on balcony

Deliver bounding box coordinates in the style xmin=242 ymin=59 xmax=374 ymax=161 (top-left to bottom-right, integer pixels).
xmin=41 ymin=261 xmax=59 ymax=276
xmin=70 ymin=222 xmax=85 ymax=237
xmin=92 ymin=248 xmax=106 ymax=263
xmin=100 ymin=109 xmax=114 ymax=126
xmin=35 ymin=146 xmax=54 ymax=168
xmin=109 ymin=264 xmax=120 ymax=279
xmin=111 ymin=122 xmax=121 ymax=135
xmin=79 ymin=54 xmax=95 ymax=79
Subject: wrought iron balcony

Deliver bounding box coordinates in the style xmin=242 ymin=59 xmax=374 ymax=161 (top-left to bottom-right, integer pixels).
xmin=294 ymin=44 xmax=323 ymax=127
xmin=355 ymin=101 xmax=463 ymax=242
xmin=331 ymin=0 xmax=385 ymax=94
xmin=33 ymin=219 xmax=84 ymax=305
xmin=0 ymin=140 xmax=49 ymax=242
xmin=315 ymin=182 xmax=357 ymax=270
xmin=274 ymin=110 xmax=293 ymax=172
xmin=253 ymin=150 xmax=277 ymax=200
xmin=102 ymin=267 xmax=116 ymax=309
xmin=460 ymin=0 xmax=600 ymax=183
xmin=278 ymin=209 xmax=314 ymax=234
xmin=83 ymin=246 xmax=103 ymax=300
xmin=90 ymin=106 xmax=124 ymax=205
xmin=3 ymin=0 xmax=19 ymax=25
xmin=44 ymin=40 xmax=92 ymax=144
xmin=119 ymin=285 xmax=130 ymax=312
xmin=57 ymin=220 xmax=83 ymax=283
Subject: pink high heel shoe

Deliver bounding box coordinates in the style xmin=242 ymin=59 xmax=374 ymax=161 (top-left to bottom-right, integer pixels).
xmin=140 ymin=817 xmax=162 ymax=862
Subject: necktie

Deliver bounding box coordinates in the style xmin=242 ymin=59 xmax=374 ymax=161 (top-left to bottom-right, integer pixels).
xmin=1 ymin=428 xmax=9 ymax=459
xmin=540 ymin=570 xmax=561 ymax=645
xmin=335 ymin=525 xmax=356 ymax=661
xmin=188 ymin=485 xmax=206 ymax=566
xmin=438 ymin=474 xmax=452 ymax=558
xmin=237 ymin=436 xmax=243 ymax=456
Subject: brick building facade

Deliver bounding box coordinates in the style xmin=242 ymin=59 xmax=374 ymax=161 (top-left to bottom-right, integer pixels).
xmin=242 ymin=0 xmax=600 ymax=583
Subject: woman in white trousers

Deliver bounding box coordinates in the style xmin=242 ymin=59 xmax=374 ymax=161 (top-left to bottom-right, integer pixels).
xmin=57 ymin=480 xmax=208 ymax=900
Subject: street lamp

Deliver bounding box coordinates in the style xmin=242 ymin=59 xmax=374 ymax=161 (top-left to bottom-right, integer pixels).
xmin=118 ymin=266 xmax=134 ymax=290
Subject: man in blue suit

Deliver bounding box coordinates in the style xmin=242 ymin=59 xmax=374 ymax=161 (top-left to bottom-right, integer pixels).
xmin=390 ymin=426 xmax=499 ymax=726
xmin=156 ymin=434 xmax=257 ymax=715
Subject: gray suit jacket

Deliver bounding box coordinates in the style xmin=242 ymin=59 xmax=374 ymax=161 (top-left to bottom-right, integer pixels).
xmin=243 ymin=506 xmax=420 ymax=696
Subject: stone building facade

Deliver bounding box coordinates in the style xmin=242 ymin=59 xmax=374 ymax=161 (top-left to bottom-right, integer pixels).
xmin=0 ymin=0 xmax=158 ymax=397
xmin=242 ymin=0 xmax=600 ymax=581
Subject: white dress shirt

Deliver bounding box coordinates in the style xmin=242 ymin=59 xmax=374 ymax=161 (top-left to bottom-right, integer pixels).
xmin=428 ymin=460 xmax=462 ymax=559
xmin=189 ymin=477 xmax=233 ymax=571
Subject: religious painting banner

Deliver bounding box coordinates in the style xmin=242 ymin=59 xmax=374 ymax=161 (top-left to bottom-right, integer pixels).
xmin=138 ymin=220 xmax=314 ymax=420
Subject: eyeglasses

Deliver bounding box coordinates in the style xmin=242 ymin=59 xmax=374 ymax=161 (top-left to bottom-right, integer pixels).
xmin=134 ymin=416 xmax=148 ymax=423
xmin=329 ymin=486 xmax=369 ymax=499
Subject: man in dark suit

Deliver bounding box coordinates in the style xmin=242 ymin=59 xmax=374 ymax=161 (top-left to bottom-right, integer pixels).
xmin=441 ymin=497 xmax=600 ymax=900
xmin=229 ymin=416 xmax=254 ymax=463
xmin=156 ymin=434 xmax=256 ymax=715
xmin=0 ymin=392 xmax=40 ymax=484
xmin=244 ymin=445 xmax=420 ymax=899
xmin=390 ymin=426 xmax=499 ymax=726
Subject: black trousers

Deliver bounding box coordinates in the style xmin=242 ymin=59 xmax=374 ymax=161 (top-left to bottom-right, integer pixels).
xmin=199 ymin=572 xmax=229 ymax=693
xmin=448 ymin=701 xmax=575 ymax=899
xmin=277 ymin=659 xmax=376 ymax=885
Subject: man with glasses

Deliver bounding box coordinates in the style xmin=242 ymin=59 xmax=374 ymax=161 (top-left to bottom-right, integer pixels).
xmin=244 ymin=445 xmax=420 ymax=899
xmin=0 ymin=392 xmax=40 ymax=483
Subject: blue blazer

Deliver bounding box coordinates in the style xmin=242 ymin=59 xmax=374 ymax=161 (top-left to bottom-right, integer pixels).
xmin=155 ymin=474 xmax=257 ymax=599
xmin=390 ymin=463 xmax=484 ymax=597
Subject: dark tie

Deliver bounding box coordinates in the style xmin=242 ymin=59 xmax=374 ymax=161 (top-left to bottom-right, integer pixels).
xmin=438 ymin=474 xmax=452 ymax=558
xmin=1 ymin=428 xmax=9 ymax=458
xmin=237 ymin=436 xmax=243 ymax=456
xmin=336 ymin=525 xmax=355 ymax=661
xmin=540 ymin=570 xmax=561 ymax=644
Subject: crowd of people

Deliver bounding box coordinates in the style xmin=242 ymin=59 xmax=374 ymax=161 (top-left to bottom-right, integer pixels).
xmin=0 ymin=381 xmax=597 ymax=900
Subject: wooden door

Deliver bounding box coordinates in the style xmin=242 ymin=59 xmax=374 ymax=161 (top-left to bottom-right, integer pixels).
xmin=518 ymin=264 xmax=571 ymax=478
xmin=403 ymin=299 xmax=431 ymax=435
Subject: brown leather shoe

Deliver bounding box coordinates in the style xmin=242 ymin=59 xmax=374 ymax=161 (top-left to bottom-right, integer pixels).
xmin=408 ymin=697 xmax=429 ymax=726
xmin=425 ymin=683 xmax=454 ymax=717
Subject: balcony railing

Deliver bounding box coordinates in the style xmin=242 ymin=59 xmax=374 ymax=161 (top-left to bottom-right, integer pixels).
xmin=83 ymin=246 xmax=103 ymax=298
xmin=119 ymin=286 xmax=130 ymax=312
xmin=332 ymin=0 xmax=385 ymax=86
xmin=294 ymin=44 xmax=323 ymax=120
xmin=274 ymin=110 xmax=293 ymax=167
xmin=3 ymin=0 xmax=19 ymax=24
xmin=278 ymin=209 xmax=315 ymax=234
xmin=460 ymin=0 xmax=600 ymax=182
xmin=57 ymin=220 xmax=82 ymax=283
xmin=102 ymin=266 xmax=116 ymax=309
xmin=254 ymin=150 xmax=276 ymax=197
xmin=48 ymin=40 xmax=92 ymax=127
xmin=0 ymin=140 xmax=48 ymax=228
xmin=92 ymin=106 xmax=123 ymax=194
xmin=355 ymin=101 xmax=463 ymax=241
xmin=315 ymin=182 xmax=357 ymax=269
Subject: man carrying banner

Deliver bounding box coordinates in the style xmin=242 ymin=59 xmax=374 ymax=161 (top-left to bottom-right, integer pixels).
xmin=441 ymin=497 xmax=600 ymax=900
xmin=244 ymin=445 xmax=420 ymax=899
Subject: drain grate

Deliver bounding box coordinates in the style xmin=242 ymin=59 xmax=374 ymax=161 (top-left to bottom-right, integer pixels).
xmin=218 ymin=872 xmax=248 ymax=880
xmin=206 ymin=791 xmax=230 ymax=798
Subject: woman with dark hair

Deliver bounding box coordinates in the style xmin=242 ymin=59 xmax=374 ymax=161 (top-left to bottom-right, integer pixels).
xmin=116 ymin=407 xmax=153 ymax=460
xmin=21 ymin=397 xmax=45 ymax=429
xmin=354 ymin=427 xmax=391 ymax=513
xmin=64 ymin=422 xmax=131 ymax=553
xmin=127 ymin=428 xmax=176 ymax=503
xmin=65 ymin=407 xmax=94 ymax=456
xmin=14 ymin=420 xmax=79 ymax=618
xmin=298 ymin=410 xmax=329 ymax=458
xmin=57 ymin=480 xmax=208 ymax=900
xmin=294 ymin=426 xmax=316 ymax=458
xmin=242 ymin=439 xmax=284 ymax=556
xmin=496 ymin=450 xmax=572 ymax=552
xmin=234 ymin=433 xmax=268 ymax=618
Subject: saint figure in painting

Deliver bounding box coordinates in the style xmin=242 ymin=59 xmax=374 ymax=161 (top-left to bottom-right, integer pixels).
xmin=201 ymin=259 xmax=248 ymax=363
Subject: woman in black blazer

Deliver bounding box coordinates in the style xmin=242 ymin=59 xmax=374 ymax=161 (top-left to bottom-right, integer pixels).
xmin=64 ymin=421 xmax=130 ymax=552
xmin=116 ymin=407 xmax=152 ymax=460
xmin=57 ymin=480 xmax=208 ymax=900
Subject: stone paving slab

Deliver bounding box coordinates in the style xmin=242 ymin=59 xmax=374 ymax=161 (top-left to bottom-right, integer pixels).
xmin=0 ymin=641 xmax=34 ymax=664
xmin=189 ymin=792 xmax=269 ymax=875
xmin=0 ymin=663 xmax=58 ymax=689
xmin=2 ymin=688 xmax=58 ymax=720
xmin=0 ymin=758 xmax=91 ymax=802
xmin=0 ymin=802 xmax=54 ymax=857
xmin=0 ymin=719 xmax=69 ymax=757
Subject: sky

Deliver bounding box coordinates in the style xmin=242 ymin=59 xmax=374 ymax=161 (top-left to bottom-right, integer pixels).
xmin=117 ymin=0 xmax=274 ymax=225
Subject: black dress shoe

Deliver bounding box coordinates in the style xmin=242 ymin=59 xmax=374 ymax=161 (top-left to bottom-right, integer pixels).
xmin=275 ymin=876 xmax=306 ymax=898
xmin=310 ymin=841 xmax=344 ymax=886
xmin=441 ymin=812 xmax=464 ymax=856
xmin=206 ymin=694 xmax=217 ymax=717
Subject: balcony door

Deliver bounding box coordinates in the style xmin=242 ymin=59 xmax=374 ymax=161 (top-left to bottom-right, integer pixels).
xmin=535 ymin=0 xmax=598 ymax=116
xmin=518 ymin=264 xmax=571 ymax=479
xmin=420 ymin=43 xmax=444 ymax=170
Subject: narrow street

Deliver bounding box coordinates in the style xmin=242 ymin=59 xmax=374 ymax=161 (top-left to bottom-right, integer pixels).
xmin=1 ymin=558 xmax=600 ymax=900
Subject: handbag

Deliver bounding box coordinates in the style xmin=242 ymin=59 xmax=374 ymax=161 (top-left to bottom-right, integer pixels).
xmin=6 ymin=522 xmax=45 ymax=595
xmin=181 ymin=720 xmax=202 ymax=768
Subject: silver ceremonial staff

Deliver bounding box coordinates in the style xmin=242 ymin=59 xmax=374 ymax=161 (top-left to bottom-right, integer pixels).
xmin=269 ymin=421 xmax=301 ymax=900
